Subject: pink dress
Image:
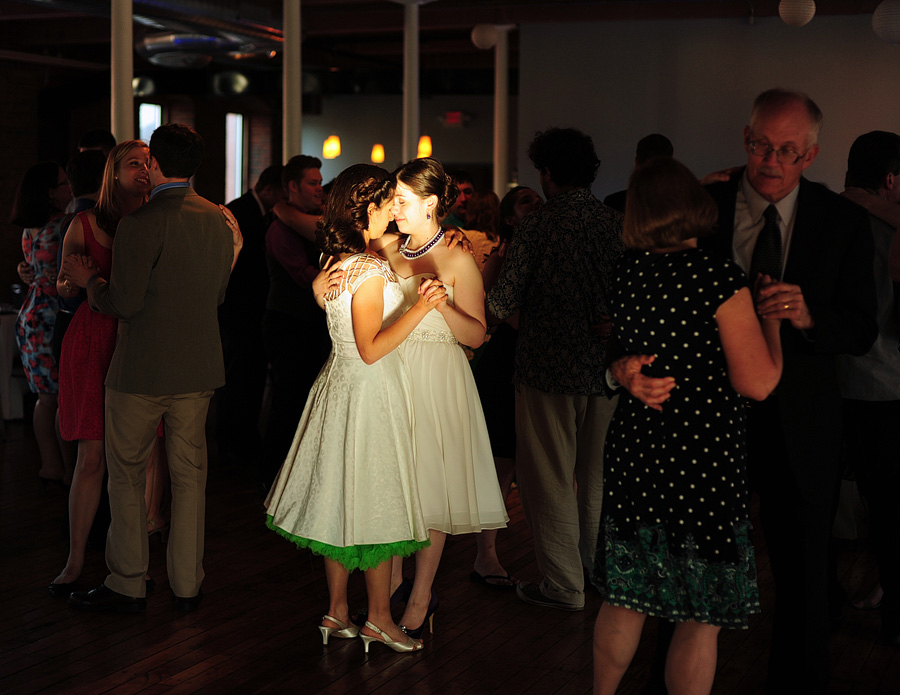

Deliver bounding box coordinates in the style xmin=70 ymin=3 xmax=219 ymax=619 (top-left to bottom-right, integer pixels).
xmin=58 ymin=213 xmax=116 ymax=442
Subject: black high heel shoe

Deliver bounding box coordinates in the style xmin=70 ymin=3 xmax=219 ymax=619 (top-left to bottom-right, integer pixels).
xmin=399 ymin=589 xmax=439 ymax=639
xmin=48 ymin=580 xmax=79 ymax=598
xmin=351 ymin=577 xmax=413 ymax=627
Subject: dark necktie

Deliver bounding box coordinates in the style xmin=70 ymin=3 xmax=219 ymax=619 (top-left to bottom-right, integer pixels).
xmin=749 ymin=204 xmax=782 ymax=280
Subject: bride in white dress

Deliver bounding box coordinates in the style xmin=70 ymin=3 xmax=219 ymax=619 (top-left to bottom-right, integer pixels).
xmin=265 ymin=164 xmax=447 ymax=653
xmin=379 ymin=157 xmax=509 ymax=639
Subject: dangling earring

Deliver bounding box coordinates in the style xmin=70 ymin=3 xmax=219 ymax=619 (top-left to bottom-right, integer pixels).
xmin=426 ymin=213 xmax=431 ymax=220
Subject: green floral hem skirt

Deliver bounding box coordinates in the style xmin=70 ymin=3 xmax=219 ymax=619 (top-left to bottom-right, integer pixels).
xmin=265 ymin=515 xmax=430 ymax=572
xmin=593 ymin=519 xmax=760 ymax=628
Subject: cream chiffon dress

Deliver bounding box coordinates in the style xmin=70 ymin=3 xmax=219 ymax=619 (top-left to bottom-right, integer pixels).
xmin=397 ymin=273 xmax=509 ymax=535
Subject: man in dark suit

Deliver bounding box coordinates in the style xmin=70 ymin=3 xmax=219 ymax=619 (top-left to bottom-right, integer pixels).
xmin=66 ymin=124 xmax=239 ymax=614
xmin=613 ymin=89 xmax=876 ymax=693
xmin=216 ymin=165 xmax=284 ymax=480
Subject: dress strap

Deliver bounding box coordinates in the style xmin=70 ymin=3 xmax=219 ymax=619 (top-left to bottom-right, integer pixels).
xmin=77 ymin=211 xmax=96 ymax=247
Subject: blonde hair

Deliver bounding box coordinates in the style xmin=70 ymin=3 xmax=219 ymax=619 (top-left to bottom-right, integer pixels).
xmin=94 ymin=140 xmax=149 ymax=236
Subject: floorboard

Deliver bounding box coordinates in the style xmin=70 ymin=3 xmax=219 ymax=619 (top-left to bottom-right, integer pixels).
xmin=1 ymin=420 xmax=896 ymax=694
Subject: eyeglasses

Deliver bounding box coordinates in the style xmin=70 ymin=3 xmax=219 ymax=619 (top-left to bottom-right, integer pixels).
xmin=746 ymin=140 xmax=810 ymax=165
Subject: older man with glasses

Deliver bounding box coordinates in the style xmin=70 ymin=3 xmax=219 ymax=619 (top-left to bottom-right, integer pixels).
xmin=613 ymin=88 xmax=877 ymax=694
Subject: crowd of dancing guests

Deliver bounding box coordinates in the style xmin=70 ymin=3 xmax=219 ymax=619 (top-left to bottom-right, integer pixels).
xmin=12 ymin=85 xmax=900 ymax=694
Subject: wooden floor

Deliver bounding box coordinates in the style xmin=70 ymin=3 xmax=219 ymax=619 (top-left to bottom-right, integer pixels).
xmin=0 ymin=419 xmax=897 ymax=695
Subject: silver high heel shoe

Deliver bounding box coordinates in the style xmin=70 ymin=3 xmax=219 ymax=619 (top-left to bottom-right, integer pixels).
xmin=359 ymin=620 xmax=424 ymax=653
xmin=318 ymin=615 xmax=359 ymax=645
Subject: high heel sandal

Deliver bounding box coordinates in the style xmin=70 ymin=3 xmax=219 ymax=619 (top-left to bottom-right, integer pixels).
xmin=351 ymin=577 xmax=413 ymax=627
xmin=399 ymin=589 xmax=439 ymax=640
xmin=360 ymin=620 xmax=423 ymax=653
xmin=318 ymin=615 xmax=359 ymax=645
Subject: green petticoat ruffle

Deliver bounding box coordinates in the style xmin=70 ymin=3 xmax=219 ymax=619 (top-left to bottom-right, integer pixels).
xmin=265 ymin=515 xmax=430 ymax=571
xmin=593 ymin=519 xmax=760 ymax=629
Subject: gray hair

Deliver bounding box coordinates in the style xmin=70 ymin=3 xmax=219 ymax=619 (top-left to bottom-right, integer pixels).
xmin=749 ymin=88 xmax=823 ymax=147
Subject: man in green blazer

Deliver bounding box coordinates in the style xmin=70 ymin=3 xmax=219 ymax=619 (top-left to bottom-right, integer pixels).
xmin=66 ymin=124 xmax=237 ymax=613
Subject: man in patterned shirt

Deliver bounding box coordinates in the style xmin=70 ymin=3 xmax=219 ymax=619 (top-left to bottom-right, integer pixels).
xmin=487 ymin=127 xmax=625 ymax=611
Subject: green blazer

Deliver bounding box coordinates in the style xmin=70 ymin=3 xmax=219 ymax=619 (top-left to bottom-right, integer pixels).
xmin=87 ymin=186 xmax=233 ymax=395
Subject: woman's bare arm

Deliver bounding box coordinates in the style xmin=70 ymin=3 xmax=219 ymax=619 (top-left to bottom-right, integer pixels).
xmin=716 ymin=287 xmax=782 ymax=400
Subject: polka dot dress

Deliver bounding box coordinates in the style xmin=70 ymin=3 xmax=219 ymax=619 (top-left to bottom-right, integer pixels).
xmin=594 ymin=247 xmax=760 ymax=628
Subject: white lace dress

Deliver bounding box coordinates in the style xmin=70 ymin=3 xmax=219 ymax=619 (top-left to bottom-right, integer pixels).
xmin=398 ymin=273 xmax=509 ymax=534
xmin=265 ymin=254 xmax=429 ymax=570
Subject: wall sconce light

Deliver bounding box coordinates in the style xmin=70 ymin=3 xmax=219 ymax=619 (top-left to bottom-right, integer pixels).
xmin=371 ymin=144 xmax=385 ymax=164
xmin=874 ymin=0 xmax=900 ymax=43
xmin=417 ymin=135 xmax=432 ymax=158
xmin=778 ymin=0 xmax=816 ymax=27
xmin=323 ymin=135 xmax=341 ymax=159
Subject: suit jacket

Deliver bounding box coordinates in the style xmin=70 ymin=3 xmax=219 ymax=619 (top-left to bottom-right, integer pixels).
xmin=703 ymin=170 xmax=878 ymax=501
xmin=87 ymin=186 xmax=233 ymax=396
xmin=704 ymin=170 xmax=877 ymax=501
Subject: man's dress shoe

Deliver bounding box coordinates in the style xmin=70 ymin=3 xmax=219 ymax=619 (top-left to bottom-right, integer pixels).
xmin=68 ymin=584 xmax=146 ymax=613
xmin=174 ymin=591 xmax=202 ymax=613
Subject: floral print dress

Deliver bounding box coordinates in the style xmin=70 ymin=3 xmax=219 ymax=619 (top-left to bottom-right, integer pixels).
xmin=16 ymin=218 xmax=65 ymax=394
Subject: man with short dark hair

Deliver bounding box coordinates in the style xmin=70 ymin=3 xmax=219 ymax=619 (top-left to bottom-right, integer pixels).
xmin=488 ymin=127 xmax=624 ymax=612
xmin=66 ymin=123 xmax=239 ymax=614
xmin=78 ymin=128 xmax=117 ymax=157
xmin=839 ymin=130 xmax=900 ymax=646
xmin=217 ymin=165 xmax=285 ymax=482
xmin=261 ymin=155 xmax=330 ymax=488
xmin=603 ymin=133 xmax=674 ymax=213
xmin=444 ymin=169 xmax=474 ymax=228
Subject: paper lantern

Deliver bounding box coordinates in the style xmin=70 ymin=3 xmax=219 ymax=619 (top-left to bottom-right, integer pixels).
xmin=874 ymin=0 xmax=900 ymax=44
xmin=779 ymin=0 xmax=816 ymax=27
xmin=471 ymin=24 xmax=498 ymax=50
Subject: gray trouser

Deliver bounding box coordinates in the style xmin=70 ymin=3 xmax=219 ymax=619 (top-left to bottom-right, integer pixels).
xmin=515 ymin=383 xmax=617 ymax=607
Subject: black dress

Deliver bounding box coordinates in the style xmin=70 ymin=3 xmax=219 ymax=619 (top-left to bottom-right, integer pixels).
xmin=594 ymin=247 xmax=760 ymax=628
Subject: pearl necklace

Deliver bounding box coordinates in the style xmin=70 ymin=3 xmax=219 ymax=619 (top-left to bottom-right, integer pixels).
xmin=400 ymin=226 xmax=445 ymax=260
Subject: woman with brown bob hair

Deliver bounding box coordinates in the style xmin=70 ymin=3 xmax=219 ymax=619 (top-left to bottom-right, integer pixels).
xmin=266 ymin=163 xmax=447 ymax=653
xmin=592 ymin=158 xmax=783 ymax=694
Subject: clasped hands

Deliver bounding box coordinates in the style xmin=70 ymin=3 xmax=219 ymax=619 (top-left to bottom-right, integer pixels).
xmin=61 ymin=254 xmax=99 ymax=290
xmin=753 ymin=273 xmax=813 ymax=331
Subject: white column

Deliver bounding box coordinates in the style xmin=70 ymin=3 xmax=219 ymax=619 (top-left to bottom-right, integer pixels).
xmin=401 ymin=1 xmax=419 ymax=163
xmin=110 ymin=0 xmax=134 ymax=141
xmin=492 ymin=26 xmax=512 ymax=195
xmin=283 ymin=0 xmax=303 ymax=161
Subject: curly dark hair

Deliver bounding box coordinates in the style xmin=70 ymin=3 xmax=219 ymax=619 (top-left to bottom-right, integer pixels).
xmin=317 ymin=163 xmax=394 ymax=257
xmin=394 ymin=157 xmax=458 ymax=219
xmin=527 ymin=127 xmax=600 ymax=189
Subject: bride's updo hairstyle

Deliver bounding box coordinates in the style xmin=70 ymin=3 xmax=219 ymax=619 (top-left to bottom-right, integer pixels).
xmin=394 ymin=157 xmax=458 ymax=220
xmin=317 ymin=163 xmax=394 ymax=256
xmin=624 ymin=157 xmax=717 ymax=251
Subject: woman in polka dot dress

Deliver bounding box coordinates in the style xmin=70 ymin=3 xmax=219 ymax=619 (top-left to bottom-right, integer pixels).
xmin=592 ymin=159 xmax=783 ymax=695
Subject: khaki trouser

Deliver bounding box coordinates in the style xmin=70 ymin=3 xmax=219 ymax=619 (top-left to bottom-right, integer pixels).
xmin=515 ymin=384 xmax=617 ymax=607
xmin=103 ymin=388 xmax=212 ymax=599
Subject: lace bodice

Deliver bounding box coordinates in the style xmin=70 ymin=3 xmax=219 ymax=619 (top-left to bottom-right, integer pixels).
xmin=325 ymin=253 xmax=405 ymax=359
